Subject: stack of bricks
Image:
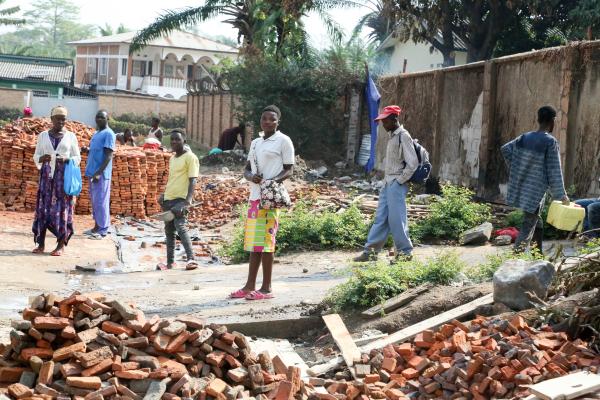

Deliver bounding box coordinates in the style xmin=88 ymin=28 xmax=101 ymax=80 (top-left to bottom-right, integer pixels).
xmin=308 ymin=315 xmax=600 ymax=400
xmin=0 ymin=118 xmax=175 ymax=220
xmin=0 ymin=118 xmax=93 ymax=211
xmin=0 ymin=292 xmax=306 ymax=400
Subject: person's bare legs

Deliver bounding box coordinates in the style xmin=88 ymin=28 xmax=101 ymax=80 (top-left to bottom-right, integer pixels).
xmin=258 ymin=252 xmax=274 ymax=293
xmin=241 ymin=252 xmax=262 ymax=292
xmin=51 ymin=239 xmax=66 ymax=255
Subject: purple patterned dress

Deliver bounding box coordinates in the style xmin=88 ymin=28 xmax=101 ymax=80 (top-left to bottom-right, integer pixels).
xmin=32 ymin=134 xmax=74 ymax=246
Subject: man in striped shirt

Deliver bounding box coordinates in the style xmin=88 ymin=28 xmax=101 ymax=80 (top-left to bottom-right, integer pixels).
xmin=501 ymin=106 xmax=569 ymax=252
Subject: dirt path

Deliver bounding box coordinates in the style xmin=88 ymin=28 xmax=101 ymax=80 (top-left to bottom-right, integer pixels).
xmin=0 ymin=210 xmax=503 ymax=342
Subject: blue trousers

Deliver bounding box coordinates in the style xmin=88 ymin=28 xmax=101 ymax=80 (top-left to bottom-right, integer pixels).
xmin=90 ymin=176 xmax=111 ymax=236
xmin=575 ymin=198 xmax=600 ymax=237
xmin=364 ymin=181 xmax=413 ymax=255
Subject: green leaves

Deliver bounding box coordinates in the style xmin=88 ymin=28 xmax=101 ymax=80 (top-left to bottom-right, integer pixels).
xmin=412 ymin=184 xmax=491 ymax=241
xmin=220 ymin=202 xmax=371 ymax=263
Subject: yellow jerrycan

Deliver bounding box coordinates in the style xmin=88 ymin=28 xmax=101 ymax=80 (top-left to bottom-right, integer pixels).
xmin=546 ymin=201 xmax=585 ymax=232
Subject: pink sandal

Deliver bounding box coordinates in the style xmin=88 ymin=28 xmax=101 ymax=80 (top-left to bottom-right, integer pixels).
xmin=229 ymin=289 xmax=249 ymax=299
xmin=245 ymin=291 xmax=274 ymax=300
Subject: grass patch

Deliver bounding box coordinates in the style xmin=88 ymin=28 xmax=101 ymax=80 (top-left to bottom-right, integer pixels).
xmin=326 ymin=251 xmax=466 ymax=310
xmin=411 ymin=184 xmax=491 ymax=242
xmin=219 ymin=202 xmax=371 ymax=263
xmin=464 ymin=248 xmax=545 ymax=283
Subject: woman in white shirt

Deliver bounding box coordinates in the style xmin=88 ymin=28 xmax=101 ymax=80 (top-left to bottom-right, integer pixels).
xmin=230 ymin=105 xmax=295 ymax=300
xmin=32 ymin=106 xmax=81 ymax=256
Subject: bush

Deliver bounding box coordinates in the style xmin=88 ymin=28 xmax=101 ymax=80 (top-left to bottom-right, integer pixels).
xmin=327 ymin=251 xmax=466 ymax=310
xmin=0 ymin=107 xmax=21 ymax=121
xmin=412 ymin=184 xmax=491 ymax=241
xmin=109 ymin=120 xmax=151 ymax=135
xmin=113 ymin=113 xmax=185 ymax=130
xmin=219 ymin=202 xmax=371 ymax=263
xmin=464 ymin=248 xmax=545 ymax=283
xmin=505 ymin=210 xmax=524 ymax=227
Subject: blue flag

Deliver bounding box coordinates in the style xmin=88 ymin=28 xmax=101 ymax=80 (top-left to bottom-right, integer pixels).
xmin=365 ymin=70 xmax=381 ymax=172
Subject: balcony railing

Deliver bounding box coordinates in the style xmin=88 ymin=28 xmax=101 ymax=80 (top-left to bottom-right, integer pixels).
xmin=141 ymin=75 xmax=187 ymax=89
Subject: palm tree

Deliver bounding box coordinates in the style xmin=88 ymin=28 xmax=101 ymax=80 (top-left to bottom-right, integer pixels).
xmin=129 ymin=0 xmax=356 ymax=59
xmin=99 ymin=23 xmax=129 ymax=36
xmin=0 ymin=0 xmax=24 ymax=26
xmin=351 ymin=0 xmax=394 ymax=45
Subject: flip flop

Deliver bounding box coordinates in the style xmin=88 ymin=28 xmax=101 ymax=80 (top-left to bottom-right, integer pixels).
xmin=50 ymin=249 xmax=64 ymax=256
xmin=32 ymin=247 xmax=44 ymax=254
xmin=156 ymin=263 xmax=175 ymax=271
xmin=185 ymin=261 xmax=199 ymax=271
xmin=88 ymin=233 xmax=106 ymax=240
xmin=82 ymin=229 xmax=96 ymax=236
xmin=229 ymin=289 xmax=250 ymax=299
xmin=245 ymin=290 xmax=274 ymax=300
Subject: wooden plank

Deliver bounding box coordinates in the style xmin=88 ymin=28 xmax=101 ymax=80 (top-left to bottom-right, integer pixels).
xmin=528 ymin=371 xmax=600 ymax=400
xmin=361 ymin=284 xmax=432 ymax=317
xmin=307 ymin=293 xmax=493 ymax=376
xmin=322 ymin=314 xmax=361 ymax=368
xmin=363 ymin=293 xmax=493 ymax=352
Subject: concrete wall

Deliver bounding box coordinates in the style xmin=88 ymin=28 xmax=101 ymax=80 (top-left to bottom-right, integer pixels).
xmin=186 ymin=93 xmax=237 ymax=149
xmin=0 ymin=87 xmax=27 ymax=109
xmin=98 ymin=93 xmax=187 ymax=117
xmin=375 ymin=41 xmax=600 ymax=201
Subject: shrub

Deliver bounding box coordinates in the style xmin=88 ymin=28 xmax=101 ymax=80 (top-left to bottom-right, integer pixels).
xmin=219 ymin=202 xmax=371 ymax=263
xmin=114 ymin=113 xmax=185 ymax=129
xmin=413 ymin=184 xmax=491 ymax=241
xmin=327 ymin=251 xmax=466 ymax=310
xmin=0 ymin=107 xmax=21 ymax=121
xmin=464 ymin=248 xmax=545 ymax=283
xmin=505 ymin=210 xmax=524 ymax=227
xmin=109 ymin=120 xmax=151 ymax=135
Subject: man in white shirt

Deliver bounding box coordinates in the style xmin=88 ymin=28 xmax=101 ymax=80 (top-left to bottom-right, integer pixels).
xmin=354 ymin=105 xmax=419 ymax=262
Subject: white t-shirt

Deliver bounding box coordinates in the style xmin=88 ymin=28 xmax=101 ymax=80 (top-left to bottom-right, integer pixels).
xmin=248 ymin=131 xmax=295 ymax=201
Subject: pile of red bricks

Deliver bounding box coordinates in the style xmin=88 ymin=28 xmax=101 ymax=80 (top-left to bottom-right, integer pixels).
xmin=0 ymin=293 xmax=304 ymax=400
xmin=309 ymin=315 xmax=600 ymax=400
xmin=188 ymin=178 xmax=249 ymax=229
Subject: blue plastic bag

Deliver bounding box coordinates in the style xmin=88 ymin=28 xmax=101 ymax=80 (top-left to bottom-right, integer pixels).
xmin=63 ymin=158 xmax=82 ymax=196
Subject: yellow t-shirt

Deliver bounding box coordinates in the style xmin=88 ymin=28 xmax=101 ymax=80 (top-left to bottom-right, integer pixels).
xmin=164 ymin=151 xmax=200 ymax=201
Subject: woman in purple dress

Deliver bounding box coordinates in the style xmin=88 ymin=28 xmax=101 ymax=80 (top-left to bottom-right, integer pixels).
xmin=32 ymin=106 xmax=81 ymax=256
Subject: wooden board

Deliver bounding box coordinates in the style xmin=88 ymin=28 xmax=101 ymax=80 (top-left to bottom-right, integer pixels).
xmin=528 ymin=371 xmax=600 ymax=400
xmin=308 ymin=293 xmax=493 ymax=376
xmin=362 ymin=293 xmax=493 ymax=352
xmin=322 ymin=314 xmax=361 ymax=367
xmin=361 ymin=284 xmax=432 ymax=317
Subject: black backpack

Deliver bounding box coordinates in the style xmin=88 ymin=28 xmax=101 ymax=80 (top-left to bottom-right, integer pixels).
xmin=401 ymin=138 xmax=432 ymax=184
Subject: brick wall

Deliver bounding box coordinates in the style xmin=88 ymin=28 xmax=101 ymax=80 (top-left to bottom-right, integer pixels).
xmin=98 ymin=93 xmax=187 ymax=117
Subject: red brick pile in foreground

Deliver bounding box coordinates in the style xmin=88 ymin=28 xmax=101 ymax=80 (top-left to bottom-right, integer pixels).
xmin=0 ymin=293 xmax=303 ymax=400
xmin=309 ymin=315 xmax=600 ymax=400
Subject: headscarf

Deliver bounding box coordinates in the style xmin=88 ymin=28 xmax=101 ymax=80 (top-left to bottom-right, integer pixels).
xmin=23 ymin=107 xmax=33 ymax=117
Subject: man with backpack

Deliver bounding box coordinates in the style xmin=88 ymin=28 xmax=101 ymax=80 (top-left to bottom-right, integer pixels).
xmin=354 ymin=105 xmax=420 ymax=263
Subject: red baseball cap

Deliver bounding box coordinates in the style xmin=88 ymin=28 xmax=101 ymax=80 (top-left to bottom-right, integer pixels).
xmin=374 ymin=105 xmax=402 ymax=121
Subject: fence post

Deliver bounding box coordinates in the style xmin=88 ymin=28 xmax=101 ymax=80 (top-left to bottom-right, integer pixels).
xmin=345 ymin=84 xmax=361 ymax=164
xmin=431 ymin=70 xmax=444 ymax=176
xmin=477 ymin=60 xmax=497 ymax=198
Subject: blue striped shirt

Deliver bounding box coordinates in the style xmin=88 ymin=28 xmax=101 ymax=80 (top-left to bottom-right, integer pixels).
xmin=501 ymin=131 xmax=566 ymax=213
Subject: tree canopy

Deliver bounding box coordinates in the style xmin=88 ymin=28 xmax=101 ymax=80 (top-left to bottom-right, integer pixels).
xmin=0 ymin=0 xmax=94 ymax=58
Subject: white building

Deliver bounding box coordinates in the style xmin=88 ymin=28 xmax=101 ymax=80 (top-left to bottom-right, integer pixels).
xmin=69 ymin=30 xmax=238 ymax=99
xmin=377 ymin=31 xmax=468 ymax=74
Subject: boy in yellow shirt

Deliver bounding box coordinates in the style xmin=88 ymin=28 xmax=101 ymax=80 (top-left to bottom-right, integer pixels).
xmin=158 ymin=130 xmax=199 ymax=270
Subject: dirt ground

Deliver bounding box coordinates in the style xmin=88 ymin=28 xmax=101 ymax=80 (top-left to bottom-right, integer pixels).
xmin=0 ymin=209 xmax=503 ymax=342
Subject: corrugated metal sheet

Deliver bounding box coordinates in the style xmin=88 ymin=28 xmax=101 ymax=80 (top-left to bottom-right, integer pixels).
xmin=0 ymin=58 xmax=73 ymax=83
xmin=69 ymin=30 xmax=238 ymax=54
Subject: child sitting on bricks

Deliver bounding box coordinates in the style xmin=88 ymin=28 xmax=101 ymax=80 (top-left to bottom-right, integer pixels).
xmin=157 ymin=130 xmax=199 ymax=270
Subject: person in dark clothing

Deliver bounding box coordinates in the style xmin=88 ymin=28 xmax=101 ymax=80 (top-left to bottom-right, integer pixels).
xmin=217 ymin=123 xmax=246 ymax=151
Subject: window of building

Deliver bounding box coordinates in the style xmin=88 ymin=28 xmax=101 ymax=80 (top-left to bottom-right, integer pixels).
xmin=99 ymin=58 xmax=108 ymax=75
xmin=132 ymin=60 xmax=147 ymax=77
xmin=164 ymin=64 xmax=174 ymax=77
xmin=147 ymin=61 xmax=153 ymax=76
xmin=87 ymin=58 xmax=96 ymax=73
xmin=121 ymin=59 xmax=127 ymax=76
xmin=32 ymin=90 xmax=49 ymax=97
